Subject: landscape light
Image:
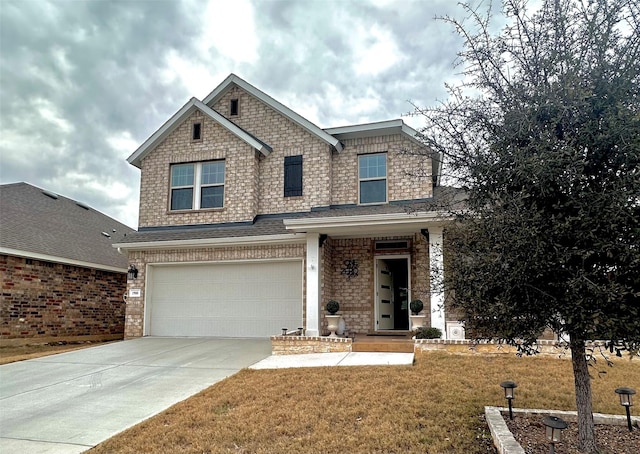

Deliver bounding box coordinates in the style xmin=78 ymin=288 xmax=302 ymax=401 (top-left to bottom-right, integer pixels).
xmin=542 ymin=415 xmax=568 ymax=454
xmin=615 ymin=387 xmax=636 ymax=432
xmin=500 ymin=380 xmax=517 ymax=420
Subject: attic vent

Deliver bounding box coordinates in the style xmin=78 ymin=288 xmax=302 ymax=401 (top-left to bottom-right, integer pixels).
xmin=76 ymin=202 xmax=90 ymax=210
xmin=42 ymin=190 xmax=59 ymax=200
xmin=101 ymin=231 xmax=111 ymax=238
xmin=230 ymin=98 xmax=239 ymax=116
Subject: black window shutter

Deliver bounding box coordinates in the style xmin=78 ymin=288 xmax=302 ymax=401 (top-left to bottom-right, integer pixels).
xmin=284 ymin=155 xmax=303 ymax=197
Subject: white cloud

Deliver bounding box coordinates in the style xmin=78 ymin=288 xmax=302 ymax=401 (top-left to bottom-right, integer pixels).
xmin=353 ymin=23 xmax=404 ymax=76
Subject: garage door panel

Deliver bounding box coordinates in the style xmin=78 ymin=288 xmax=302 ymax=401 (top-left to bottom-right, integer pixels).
xmin=148 ymin=261 xmax=302 ymax=337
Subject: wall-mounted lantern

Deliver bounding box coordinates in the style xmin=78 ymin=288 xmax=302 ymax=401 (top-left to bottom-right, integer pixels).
xmin=127 ymin=264 xmax=138 ymax=280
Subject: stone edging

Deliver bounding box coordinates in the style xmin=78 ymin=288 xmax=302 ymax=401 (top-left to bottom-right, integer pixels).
xmin=485 ymin=406 xmax=640 ymax=454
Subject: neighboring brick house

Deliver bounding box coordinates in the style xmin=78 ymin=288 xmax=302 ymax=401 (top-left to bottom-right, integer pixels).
xmin=0 ymin=183 xmax=135 ymax=344
xmin=114 ymin=74 xmax=463 ymax=339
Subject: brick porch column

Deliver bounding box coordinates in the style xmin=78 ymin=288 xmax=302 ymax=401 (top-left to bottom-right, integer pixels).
xmin=428 ymin=226 xmax=446 ymax=339
xmin=305 ymin=233 xmax=321 ymax=336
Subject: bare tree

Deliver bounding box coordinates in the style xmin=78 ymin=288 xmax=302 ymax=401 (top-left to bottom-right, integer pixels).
xmin=416 ymin=1 xmax=640 ymax=452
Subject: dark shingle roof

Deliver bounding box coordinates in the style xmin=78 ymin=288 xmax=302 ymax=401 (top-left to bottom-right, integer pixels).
xmin=0 ymin=182 xmax=135 ymax=270
xmin=114 ymin=188 xmax=465 ymax=246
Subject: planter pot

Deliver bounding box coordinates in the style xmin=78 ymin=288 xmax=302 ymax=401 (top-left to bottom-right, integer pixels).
xmin=410 ymin=314 xmax=427 ymax=331
xmin=325 ymin=314 xmax=342 ymax=338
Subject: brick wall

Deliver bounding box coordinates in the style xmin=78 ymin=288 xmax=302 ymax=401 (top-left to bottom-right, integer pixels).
xmin=138 ymin=111 xmax=259 ymax=228
xmin=138 ymin=86 xmax=436 ymax=229
xmin=0 ymin=255 xmax=126 ymax=340
xmin=331 ymin=135 xmax=433 ymax=206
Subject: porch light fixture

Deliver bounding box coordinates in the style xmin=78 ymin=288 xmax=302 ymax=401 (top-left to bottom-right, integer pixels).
xmin=542 ymin=415 xmax=568 ymax=454
xmin=127 ymin=264 xmax=138 ymax=280
xmin=615 ymin=387 xmax=636 ymax=432
xmin=500 ymin=380 xmax=517 ymax=420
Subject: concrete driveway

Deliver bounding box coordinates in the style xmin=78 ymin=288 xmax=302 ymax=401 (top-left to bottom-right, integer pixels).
xmin=0 ymin=337 xmax=271 ymax=454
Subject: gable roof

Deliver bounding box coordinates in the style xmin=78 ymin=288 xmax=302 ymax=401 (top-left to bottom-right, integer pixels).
xmin=127 ymin=98 xmax=273 ymax=169
xmin=202 ymin=74 xmax=343 ymax=152
xmin=325 ymin=120 xmax=443 ymax=186
xmin=0 ymin=183 xmax=135 ymax=272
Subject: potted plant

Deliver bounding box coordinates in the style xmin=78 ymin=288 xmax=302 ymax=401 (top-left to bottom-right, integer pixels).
xmin=409 ymin=299 xmax=426 ymax=331
xmin=325 ymin=300 xmax=341 ymax=338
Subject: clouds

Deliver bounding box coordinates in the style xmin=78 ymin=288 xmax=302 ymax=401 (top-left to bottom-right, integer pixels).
xmin=0 ymin=0 xmax=476 ymax=228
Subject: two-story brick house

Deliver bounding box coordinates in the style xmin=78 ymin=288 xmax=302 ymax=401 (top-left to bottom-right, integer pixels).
xmin=114 ymin=74 xmax=461 ymax=339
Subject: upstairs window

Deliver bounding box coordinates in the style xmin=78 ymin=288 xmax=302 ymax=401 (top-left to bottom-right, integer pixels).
xmin=358 ymin=153 xmax=387 ymax=204
xmin=230 ymin=99 xmax=239 ymax=116
xmin=170 ymin=160 xmax=225 ymax=211
xmin=284 ymin=155 xmax=303 ymax=197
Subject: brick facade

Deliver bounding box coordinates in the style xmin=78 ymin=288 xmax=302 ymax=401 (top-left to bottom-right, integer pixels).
xmin=1 ymin=255 xmax=126 ymax=341
xmin=124 ymin=243 xmax=305 ymax=338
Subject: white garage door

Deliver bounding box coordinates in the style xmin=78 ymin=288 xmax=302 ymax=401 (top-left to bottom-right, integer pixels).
xmin=147 ymin=261 xmax=303 ymax=337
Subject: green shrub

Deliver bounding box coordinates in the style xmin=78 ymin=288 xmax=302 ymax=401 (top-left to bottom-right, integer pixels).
xmin=413 ymin=326 xmax=442 ymax=339
xmin=326 ymin=300 xmax=340 ymax=315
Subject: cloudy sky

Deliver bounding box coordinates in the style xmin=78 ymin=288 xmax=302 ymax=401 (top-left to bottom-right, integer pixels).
xmin=1 ymin=0 xmax=496 ymax=228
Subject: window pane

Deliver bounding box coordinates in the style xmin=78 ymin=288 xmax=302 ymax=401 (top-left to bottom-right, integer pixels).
xmin=171 ymin=188 xmax=193 ymax=210
xmin=202 ymin=161 xmax=225 ymax=185
xmin=201 ymin=186 xmax=224 ymax=208
xmin=359 ymin=154 xmax=386 ymax=179
xmin=360 ymin=180 xmax=386 ymax=204
xmin=171 ymin=164 xmax=194 ymax=187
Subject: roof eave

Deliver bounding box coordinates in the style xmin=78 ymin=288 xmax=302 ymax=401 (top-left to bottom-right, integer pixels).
xmin=282 ymin=211 xmax=452 ymax=237
xmin=0 ymin=247 xmax=127 ymax=273
xmin=112 ymin=233 xmax=305 ymax=251
xmin=127 ymin=98 xmax=272 ymax=169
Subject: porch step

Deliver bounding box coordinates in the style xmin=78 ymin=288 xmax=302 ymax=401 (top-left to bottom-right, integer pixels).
xmin=352 ymin=340 xmax=414 ymax=353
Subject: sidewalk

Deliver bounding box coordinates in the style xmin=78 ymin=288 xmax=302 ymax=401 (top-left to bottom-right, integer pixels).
xmin=249 ymin=352 xmax=414 ymax=369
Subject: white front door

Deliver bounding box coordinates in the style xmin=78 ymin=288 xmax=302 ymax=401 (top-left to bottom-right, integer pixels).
xmin=376 ymin=260 xmax=394 ymax=330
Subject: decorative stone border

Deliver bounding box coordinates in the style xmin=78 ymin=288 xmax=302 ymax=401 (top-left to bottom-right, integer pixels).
xmin=270 ymin=335 xmax=352 ymax=355
xmin=485 ymin=406 xmax=640 ymax=454
xmin=271 ymin=336 xmax=633 ymax=359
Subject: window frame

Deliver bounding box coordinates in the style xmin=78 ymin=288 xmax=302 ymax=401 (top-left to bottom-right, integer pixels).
xmin=284 ymin=155 xmax=303 ymax=197
xmin=358 ymin=152 xmax=388 ymax=205
xmin=169 ymin=160 xmax=225 ymax=211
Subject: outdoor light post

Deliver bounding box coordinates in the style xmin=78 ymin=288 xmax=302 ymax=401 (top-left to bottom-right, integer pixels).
xmin=542 ymin=415 xmax=568 ymax=454
xmin=615 ymin=387 xmax=636 ymax=432
xmin=500 ymin=381 xmax=518 ymax=420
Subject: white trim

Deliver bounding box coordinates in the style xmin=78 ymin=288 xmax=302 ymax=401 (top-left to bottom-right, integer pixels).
xmin=283 ymin=211 xmax=451 ymax=237
xmin=428 ymin=227 xmax=446 ymax=339
xmin=374 ymin=255 xmax=411 ymax=332
xmin=0 ymin=247 xmax=127 ymax=273
xmin=113 ymin=233 xmax=305 ymax=251
xmin=305 ymin=233 xmax=321 ymax=337
xmin=127 ymin=98 xmax=272 ymax=168
xmin=202 ymin=74 xmax=343 ymax=152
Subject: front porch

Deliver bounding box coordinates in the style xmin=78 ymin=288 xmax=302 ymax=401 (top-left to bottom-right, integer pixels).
xmin=284 ymin=211 xmax=451 ymax=338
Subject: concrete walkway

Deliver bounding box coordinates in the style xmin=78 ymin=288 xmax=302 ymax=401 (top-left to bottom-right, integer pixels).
xmin=250 ymin=351 xmax=415 ymax=369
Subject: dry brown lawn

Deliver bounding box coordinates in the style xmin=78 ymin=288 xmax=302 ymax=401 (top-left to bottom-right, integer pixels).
xmin=0 ymin=341 xmax=118 ymax=365
xmin=87 ymin=352 xmax=639 ymax=454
